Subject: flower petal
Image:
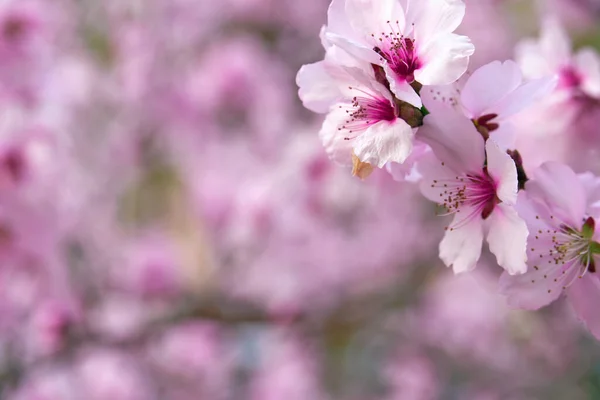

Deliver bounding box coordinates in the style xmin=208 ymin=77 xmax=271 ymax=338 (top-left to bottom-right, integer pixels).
xmin=296 ymin=61 xmax=342 ymax=113
xmin=439 ymin=206 xmax=484 ymax=273
xmin=492 ymin=76 xmax=557 ymax=120
xmin=352 ymin=119 xmax=414 ymax=168
xmin=460 ymin=60 xmax=522 ymax=119
xmin=488 ymin=121 xmax=516 ymax=151
xmin=417 ymin=99 xmax=484 ymax=174
xmin=409 ymin=0 xmax=466 ymax=44
xmin=526 ymin=162 xmax=586 ymax=228
xmin=567 ymin=274 xmax=600 ymax=341
xmin=486 ymin=203 xmax=528 ymax=275
xmin=576 ymin=48 xmax=600 ymax=98
xmin=414 ymin=33 xmax=474 ymax=85
xmin=384 ymin=66 xmax=422 ymax=107
xmin=417 ymin=151 xmax=458 ymax=202
xmin=578 ymin=172 xmax=600 ymax=216
xmin=516 ymin=17 xmax=571 ymax=79
xmin=319 ymin=104 xmax=355 ymax=165
xmin=387 ymin=141 xmax=430 ymax=182
xmin=538 ymin=17 xmax=572 ymax=72
xmin=346 ymin=0 xmax=405 ymax=39
xmin=325 ymin=32 xmax=381 ymax=65
xmin=327 ymin=0 xmax=358 ymax=41
xmin=485 ymin=139 xmax=517 ymax=205
xmin=498 ymin=195 xmax=577 ymax=308
xmin=498 ymin=268 xmax=563 ymax=310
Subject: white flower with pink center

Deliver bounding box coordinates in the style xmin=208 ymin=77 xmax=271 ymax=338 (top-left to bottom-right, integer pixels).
xmin=516 ymin=17 xmax=600 ymax=99
xmin=417 ymin=102 xmax=528 ymax=274
xmin=319 ymin=66 xmax=414 ymax=173
xmin=325 ymin=0 xmax=474 ymax=108
xmin=421 ymin=60 xmax=556 ymax=149
xmin=500 ymin=162 xmax=600 ymax=340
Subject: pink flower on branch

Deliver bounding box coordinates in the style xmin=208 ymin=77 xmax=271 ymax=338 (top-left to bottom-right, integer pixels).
xmin=500 ymin=162 xmax=600 ymax=340
xmin=324 ymin=0 xmax=474 ymax=108
xmin=417 ymin=103 xmax=528 ymax=274
xmin=317 ymin=66 xmax=415 ymax=177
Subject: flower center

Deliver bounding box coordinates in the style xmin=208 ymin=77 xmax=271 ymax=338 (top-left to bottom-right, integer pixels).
xmin=431 ymin=166 xmax=499 ymax=228
xmin=558 ymin=66 xmax=583 ymax=90
xmin=529 ymin=216 xmax=598 ymax=293
xmin=371 ymin=22 xmax=421 ymax=83
xmin=2 ymin=149 xmax=25 ymax=183
xmin=3 ymin=17 xmax=27 ymax=41
xmin=472 ymin=113 xmax=499 ymax=139
xmin=340 ymin=87 xmax=396 ymax=140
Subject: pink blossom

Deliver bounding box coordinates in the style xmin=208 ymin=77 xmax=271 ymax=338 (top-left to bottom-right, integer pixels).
xmin=75 ymin=349 xmax=153 ymax=400
xmin=317 ymin=66 xmax=415 ymax=170
xmin=418 ymin=268 xmax=578 ymax=375
xmin=248 ymin=330 xmax=323 ymax=400
xmin=148 ymin=322 xmax=230 ymax=399
xmin=324 ymin=0 xmax=474 ymax=107
xmin=417 ymin=102 xmax=527 ymax=274
xmin=499 ymin=162 xmax=600 ymax=340
xmin=422 ymin=60 xmax=556 ymax=148
xmin=516 ymin=17 xmax=600 ymax=100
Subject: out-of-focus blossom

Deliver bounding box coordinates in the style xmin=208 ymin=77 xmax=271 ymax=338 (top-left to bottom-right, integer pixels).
xmin=191 ymin=133 xmax=432 ymax=312
xmin=75 ymin=349 xmax=154 ymax=400
xmin=248 ymin=330 xmax=325 ymax=400
xmin=384 ymin=353 xmax=440 ymax=400
xmin=148 ymin=322 xmax=230 ymax=399
xmin=419 ymin=268 xmax=578 ymax=378
xmin=516 ymin=17 xmax=600 ymax=100
xmin=457 ymin=0 xmax=514 ymax=68
xmin=500 ymin=162 xmax=600 ymax=339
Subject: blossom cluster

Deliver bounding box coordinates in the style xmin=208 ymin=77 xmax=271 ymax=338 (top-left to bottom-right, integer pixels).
xmin=298 ymin=0 xmax=600 ymax=340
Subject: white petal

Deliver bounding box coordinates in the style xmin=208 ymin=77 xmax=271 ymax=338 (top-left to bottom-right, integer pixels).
xmin=387 ymin=141 xmax=430 ymax=182
xmin=384 ymin=66 xmax=422 ymax=107
xmin=439 ymin=207 xmax=484 ymax=273
xmin=327 ymin=0 xmax=358 ymax=41
xmin=325 ymin=32 xmax=381 ymax=65
xmin=460 ymin=60 xmax=522 ymax=119
xmin=486 ymin=203 xmax=528 ymax=275
xmin=296 ymin=61 xmax=342 ymax=113
xmin=485 ymin=139 xmax=518 ymax=205
xmin=346 ymin=0 xmax=405 ymax=39
xmin=409 ymin=0 xmax=466 ymax=44
xmin=576 ymin=48 xmax=600 ymax=98
xmin=319 ymin=104 xmax=355 ymax=165
xmin=515 ymin=38 xmax=556 ymax=79
xmin=538 ymin=17 xmax=572 ymax=71
xmin=352 ymin=119 xmax=414 ymax=168
xmin=414 ymin=33 xmax=474 ymax=85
